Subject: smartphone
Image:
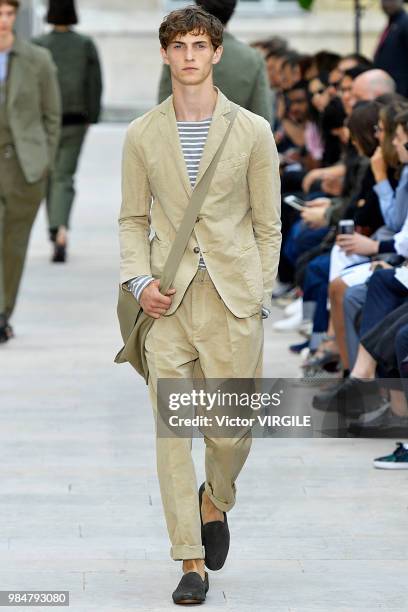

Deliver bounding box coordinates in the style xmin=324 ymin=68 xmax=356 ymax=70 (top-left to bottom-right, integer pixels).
xmin=338 ymin=220 xmax=355 ymax=235
xmin=284 ymin=195 xmax=306 ymax=212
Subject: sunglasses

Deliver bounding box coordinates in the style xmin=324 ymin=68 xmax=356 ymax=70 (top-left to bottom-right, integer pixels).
xmin=311 ymin=88 xmax=326 ymax=97
xmin=329 ymin=80 xmax=341 ymax=89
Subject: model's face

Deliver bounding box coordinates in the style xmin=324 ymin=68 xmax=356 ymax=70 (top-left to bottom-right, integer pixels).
xmin=381 ymin=0 xmax=403 ymax=17
xmin=0 ymin=4 xmax=16 ymax=36
xmin=393 ymin=124 xmax=408 ymax=163
xmin=161 ymin=31 xmax=222 ymax=87
xmin=309 ymin=78 xmax=330 ymax=113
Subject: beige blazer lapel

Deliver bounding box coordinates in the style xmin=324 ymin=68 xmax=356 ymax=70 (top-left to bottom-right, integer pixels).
xmin=194 ymin=90 xmax=232 ymax=187
xmin=158 ymin=96 xmax=193 ymax=198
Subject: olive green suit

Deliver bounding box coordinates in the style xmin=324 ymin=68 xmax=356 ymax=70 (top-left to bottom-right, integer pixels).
xmin=0 ymin=38 xmax=61 ymax=319
xmin=158 ymin=31 xmax=271 ymax=124
xmin=33 ymin=30 xmax=103 ymax=231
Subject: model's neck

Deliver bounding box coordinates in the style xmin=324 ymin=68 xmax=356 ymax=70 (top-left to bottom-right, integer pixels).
xmin=172 ymin=79 xmax=218 ymax=122
xmin=0 ymin=32 xmax=14 ymax=52
xmin=53 ymin=25 xmax=70 ymax=32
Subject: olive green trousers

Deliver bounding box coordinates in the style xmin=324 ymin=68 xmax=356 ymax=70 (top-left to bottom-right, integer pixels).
xmin=0 ymin=145 xmax=45 ymax=318
xmin=47 ymin=124 xmax=87 ymax=231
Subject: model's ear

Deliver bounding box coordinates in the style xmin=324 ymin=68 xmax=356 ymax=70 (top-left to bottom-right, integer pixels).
xmin=160 ymin=47 xmax=170 ymax=65
xmin=212 ymin=45 xmax=223 ymax=66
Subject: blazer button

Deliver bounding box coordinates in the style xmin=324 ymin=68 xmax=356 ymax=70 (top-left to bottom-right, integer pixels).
xmin=193 ymin=247 xmax=200 ymax=254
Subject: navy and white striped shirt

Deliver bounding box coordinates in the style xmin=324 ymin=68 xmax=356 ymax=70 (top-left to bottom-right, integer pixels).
xmin=177 ymin=117 xmax=211 ymax=188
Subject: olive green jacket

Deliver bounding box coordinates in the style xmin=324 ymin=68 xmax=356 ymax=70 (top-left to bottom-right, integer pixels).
xmin=7 ymin=38 xmax=61 ymax=183
xmin=158 ymin=32 xmax=272 ymax=124
xmin=33 ymin=30 xmax=103 ymax=124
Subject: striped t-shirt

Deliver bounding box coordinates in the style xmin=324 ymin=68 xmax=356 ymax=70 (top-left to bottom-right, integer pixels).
xmin=177 ymin=117 xmax=211 ymax=187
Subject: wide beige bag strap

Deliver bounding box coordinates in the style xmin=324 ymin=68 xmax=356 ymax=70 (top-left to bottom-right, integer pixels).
xmin=159 ymin=102 xmax=239 ymax=294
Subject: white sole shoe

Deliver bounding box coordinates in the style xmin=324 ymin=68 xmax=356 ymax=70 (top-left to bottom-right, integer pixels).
xmin=284 ymin=297 xmax=303 ymax=318
xmin=272 ymin=312 xmax=303 ymax=332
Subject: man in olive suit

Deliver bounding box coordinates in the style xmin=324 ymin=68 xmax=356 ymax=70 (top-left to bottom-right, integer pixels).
xmin=0 ymin=0 xmax=61 ymax=343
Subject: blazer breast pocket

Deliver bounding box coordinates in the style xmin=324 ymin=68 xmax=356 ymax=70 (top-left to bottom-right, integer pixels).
xmin=212 ymin=154 xmax=248 ymax=193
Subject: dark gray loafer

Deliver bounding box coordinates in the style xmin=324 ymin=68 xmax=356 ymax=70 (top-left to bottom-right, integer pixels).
xmin=199 ymin=482 xmax=230 ymax=571
xmin=172 ymin=571 xmax=209 ymax=605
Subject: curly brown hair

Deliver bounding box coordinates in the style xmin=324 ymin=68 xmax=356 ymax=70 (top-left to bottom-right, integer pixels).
xmin=159 ymin=5 xmax=223 ymax=51
xmin=0 ymin=0 xmax=20 ymax=9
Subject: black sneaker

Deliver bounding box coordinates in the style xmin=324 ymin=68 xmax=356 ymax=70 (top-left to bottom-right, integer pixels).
xmin=312 ymin=377 xmax=380 ymax=417
xmin=349 ymin=408 xmax=408 ymax=438
xmin=373 ymin=442 xmax=408 ymax=469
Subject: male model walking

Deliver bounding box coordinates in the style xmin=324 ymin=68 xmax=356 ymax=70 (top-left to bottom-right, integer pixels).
xmin=34 ymin=0 xmax=103 ymax=263
xmin=0 ymin=0 xmax=60 ymax=343
xmin=118 ymin=6 xmax=281 ymax=604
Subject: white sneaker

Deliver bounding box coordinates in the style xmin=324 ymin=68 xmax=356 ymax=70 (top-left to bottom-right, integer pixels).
xmin=273 ymin=311 xmax=303 ymax=332
xmin=284 ymin=297 xmax=302 ymax=318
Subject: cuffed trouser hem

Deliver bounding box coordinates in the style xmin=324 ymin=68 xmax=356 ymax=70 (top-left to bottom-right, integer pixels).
xmin=171 ymin=544 xmax=205 ymax=561
xmin=205 ymin=481 xmax=236 ymax=513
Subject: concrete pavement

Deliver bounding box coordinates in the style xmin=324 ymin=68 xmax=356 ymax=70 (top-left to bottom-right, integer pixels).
xmin=1 ymin=125 xmax=408 ymax=611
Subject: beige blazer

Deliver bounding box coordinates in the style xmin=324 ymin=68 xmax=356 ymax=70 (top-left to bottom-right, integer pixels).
xmin=119 ymin=89 xmax=281 ymax=318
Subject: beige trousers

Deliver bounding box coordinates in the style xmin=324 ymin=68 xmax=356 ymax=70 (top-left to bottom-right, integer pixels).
xmin=145 ymin=269 xmax=263 ymax=561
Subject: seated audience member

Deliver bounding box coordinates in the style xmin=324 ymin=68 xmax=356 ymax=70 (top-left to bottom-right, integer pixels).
xmin=371 ymin=100 xmax=408 ymax=232
xmin=280 ymin=51 xmax=304 ymax=91
xmin=301 ymin=99 xmax=407 ymax=368
xmin=351 ymin=68 xmax=396 ymax=106
xmin=302 ymin=66 xmax=394 ymax=197
xmin=294 ymin=102 xmax=385 ymax=352
xmin=308 ymin=74 xmax=345 ymax=168
xmin=313 ymin=267 xmax=408 ymax=429
xmin=325 ymin=105 xmax=408 ymax=371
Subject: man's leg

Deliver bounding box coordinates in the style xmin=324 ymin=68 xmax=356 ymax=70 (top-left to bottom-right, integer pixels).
xmin=47 ymin=125 xmax=87 ymax=233
xmin=3 ymin=159 xmax=45 ymax=320
xmin=0 ymin=194 xmax=6 ymax=317
xmin=343 ymin=283 xmax=367 ymax=370
xmin=193 ymin=271 xmax=263 ymax=513
xmin=359 ymin=269 xmax=408 ymax=337
xmin=145 ymin=283 xmax=205 ymax=563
